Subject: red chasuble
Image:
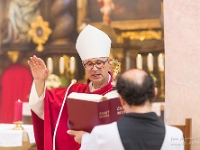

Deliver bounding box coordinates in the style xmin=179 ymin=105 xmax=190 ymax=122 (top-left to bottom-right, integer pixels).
xmin=31 ymin=75 xmax=113 ymax=150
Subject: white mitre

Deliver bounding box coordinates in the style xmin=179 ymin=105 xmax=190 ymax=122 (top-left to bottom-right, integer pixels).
xmin=76 ymin=24 xmax=111 ymax=61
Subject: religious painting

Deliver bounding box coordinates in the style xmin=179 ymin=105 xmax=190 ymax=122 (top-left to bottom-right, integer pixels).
xmin=0 ymin=0 xmax=41 ymax=44
xmin=77 ymin=0 xmax=162 ymax=30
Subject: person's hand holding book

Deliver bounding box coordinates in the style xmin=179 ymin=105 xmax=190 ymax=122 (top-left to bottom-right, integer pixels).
xmin=67 ymin=130 xmax=88 ymax=144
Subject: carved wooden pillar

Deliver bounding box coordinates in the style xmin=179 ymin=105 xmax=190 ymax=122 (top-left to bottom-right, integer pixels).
xmin=50 ymin=0 xmax=75 ymax=44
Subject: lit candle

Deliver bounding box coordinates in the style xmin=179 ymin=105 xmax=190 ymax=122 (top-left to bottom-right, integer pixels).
xmin=158 ymin=53 xmax=165 ymax=71
xmin=70 ymin=57 xmax=76 ymax=74
xmin=136 ymin=54 xmax=143 ymax=69
xmin=126 ymin=51 xmax=130 ymax=70
xmin=47 ymin=57 xmax=53 ymax=74
xmin=147 ymin=53 xmax=154 ymax=72
xmin=59 ymin=57 xmax=65 ymax=74
xmin=14 ymin=99 xmax=22 ymax=122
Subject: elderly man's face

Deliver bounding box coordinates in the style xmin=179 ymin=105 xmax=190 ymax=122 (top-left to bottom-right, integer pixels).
xmin=83 ymin=57 xmax=110 ymax=84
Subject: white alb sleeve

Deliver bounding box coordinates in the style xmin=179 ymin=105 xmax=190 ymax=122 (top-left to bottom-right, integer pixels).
xmin=80 ymin=132 xmax=97 ymax=150
xmin=80 ymin=133 xmax=91 ymax=148
xmin=29 ymin=82 xmax=46 ymax=120
xmin=80 ymin=122 xmax=124 ymax=150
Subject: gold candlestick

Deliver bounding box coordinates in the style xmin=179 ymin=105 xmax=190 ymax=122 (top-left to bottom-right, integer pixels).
xmin=70 ymin=72 xmax=74 ymax=80
xmin=13 ymin=121 xmax=24 ymax=130
xmin=149 ymin=71 xmax=157 ymax=87
xmin=159 ymin=70 xmax=165 ymax=98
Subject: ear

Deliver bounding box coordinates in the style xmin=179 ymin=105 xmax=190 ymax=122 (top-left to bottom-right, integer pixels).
xmin=152 ymin=87 xmax=158 ymax=102
xmin=154 ymin=87 xmax=158 ymax=96
xmin=118 ymin=94 xmax=126 ymax=106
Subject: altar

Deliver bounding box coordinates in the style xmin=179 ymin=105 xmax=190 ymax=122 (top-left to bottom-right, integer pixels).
xmin=0 ymin=124 xmax=35 ymax=150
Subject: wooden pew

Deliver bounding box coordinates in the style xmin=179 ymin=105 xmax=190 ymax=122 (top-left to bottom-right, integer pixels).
xmin=171 ymin=118 xmax=192 ymax=150
xmin=152 ymin=104 xmax=192 ymax=150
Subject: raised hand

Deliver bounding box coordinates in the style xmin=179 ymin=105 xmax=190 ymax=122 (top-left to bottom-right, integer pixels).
xmin=27 ymin=55 xmax=49 ymax=82
xmin=27 ymin=55 xmax=49 ymax=96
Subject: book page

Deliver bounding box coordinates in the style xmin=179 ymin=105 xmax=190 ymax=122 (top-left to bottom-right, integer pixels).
xmin=104 ymin=90 xmax=119 ymax=99
xmin=68 ymin=92 xmax=103 ymax=102
xmin=68 ymin=90 xmax=119 ymax=102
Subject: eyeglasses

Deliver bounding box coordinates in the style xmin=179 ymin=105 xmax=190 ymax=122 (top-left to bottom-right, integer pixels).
xmin=83 ymin=58 xmax=109 ymax=70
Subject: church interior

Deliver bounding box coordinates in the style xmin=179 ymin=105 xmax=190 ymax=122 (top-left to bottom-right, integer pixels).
xmin=0 ymin=0 xmax=199 ymax=150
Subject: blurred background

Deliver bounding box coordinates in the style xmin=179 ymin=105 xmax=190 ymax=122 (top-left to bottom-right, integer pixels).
xmin=0 ymin=0 xmax=165 ymax=123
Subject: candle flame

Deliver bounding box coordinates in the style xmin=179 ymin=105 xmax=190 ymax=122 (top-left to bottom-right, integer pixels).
xmin=137 ymin=54 xmax=142 ymax=58
xmin=158 ymin=53 xmax=165 ymax=72
xmin=47 ymin=57 xmax=53 ymax=61
xmin=158 ymin=53 xmax=164 ymax=58
xmin=70 ymin=57 xmax=76 ymax=74
xmin=148 ymin=53 xmax=153 ymax=57
xmin=47 ymin=57 xmax=53 ymax=74
xmin=59 ymin=57 xmax=65 ymax=74
xmin=147 ymin=53 xmax=154 ymax=72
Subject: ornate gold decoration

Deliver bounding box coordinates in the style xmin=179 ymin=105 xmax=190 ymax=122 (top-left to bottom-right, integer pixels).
xmin=28 ymin=16 xmax=52 ymax=52
xmin=121 ymin=30 xmax=162 ymax=41
xmin=7 ymin=51 xmax=19 ymax=63
xmin=109 ymin=59 xmax=121 ymax=87
xmin=63 ymin=55 xmax=70 ymax=73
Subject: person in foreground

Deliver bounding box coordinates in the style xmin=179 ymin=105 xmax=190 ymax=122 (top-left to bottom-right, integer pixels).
xmin=67 ymin=69 xmax=184 ymax=150
xmin=27 ymin=25 xmax=114 ymax=150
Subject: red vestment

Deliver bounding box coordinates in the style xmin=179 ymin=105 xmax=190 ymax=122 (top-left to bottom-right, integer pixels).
xmin=32 ymin=76 xmax=113 ymax=150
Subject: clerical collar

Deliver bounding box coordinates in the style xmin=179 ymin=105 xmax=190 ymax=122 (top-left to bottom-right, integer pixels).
xmin=89 ymin=74 xmax=111 ymax=92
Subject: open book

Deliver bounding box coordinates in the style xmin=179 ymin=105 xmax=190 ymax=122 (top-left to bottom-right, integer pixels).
xmin=67 ymin=90 xmax=125 ymax=132
xmin=67 ymin=90 xmax=119 ymax=102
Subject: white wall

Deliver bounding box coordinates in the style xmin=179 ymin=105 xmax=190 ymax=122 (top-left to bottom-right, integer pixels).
xmin=164 ymin=1 xmax=200 ymax=150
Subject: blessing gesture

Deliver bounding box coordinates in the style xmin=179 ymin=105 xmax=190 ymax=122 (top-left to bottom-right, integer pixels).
xmin=27 ymin=55 xmax=49 ymax=96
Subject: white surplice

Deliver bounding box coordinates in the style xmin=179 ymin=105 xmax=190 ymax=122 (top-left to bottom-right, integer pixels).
xmin=80 ymin=122 xmax=184 ymax=150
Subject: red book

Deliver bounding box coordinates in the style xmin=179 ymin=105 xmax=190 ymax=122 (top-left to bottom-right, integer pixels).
xmin=67 ymin=90 xmax=125 ymax=133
